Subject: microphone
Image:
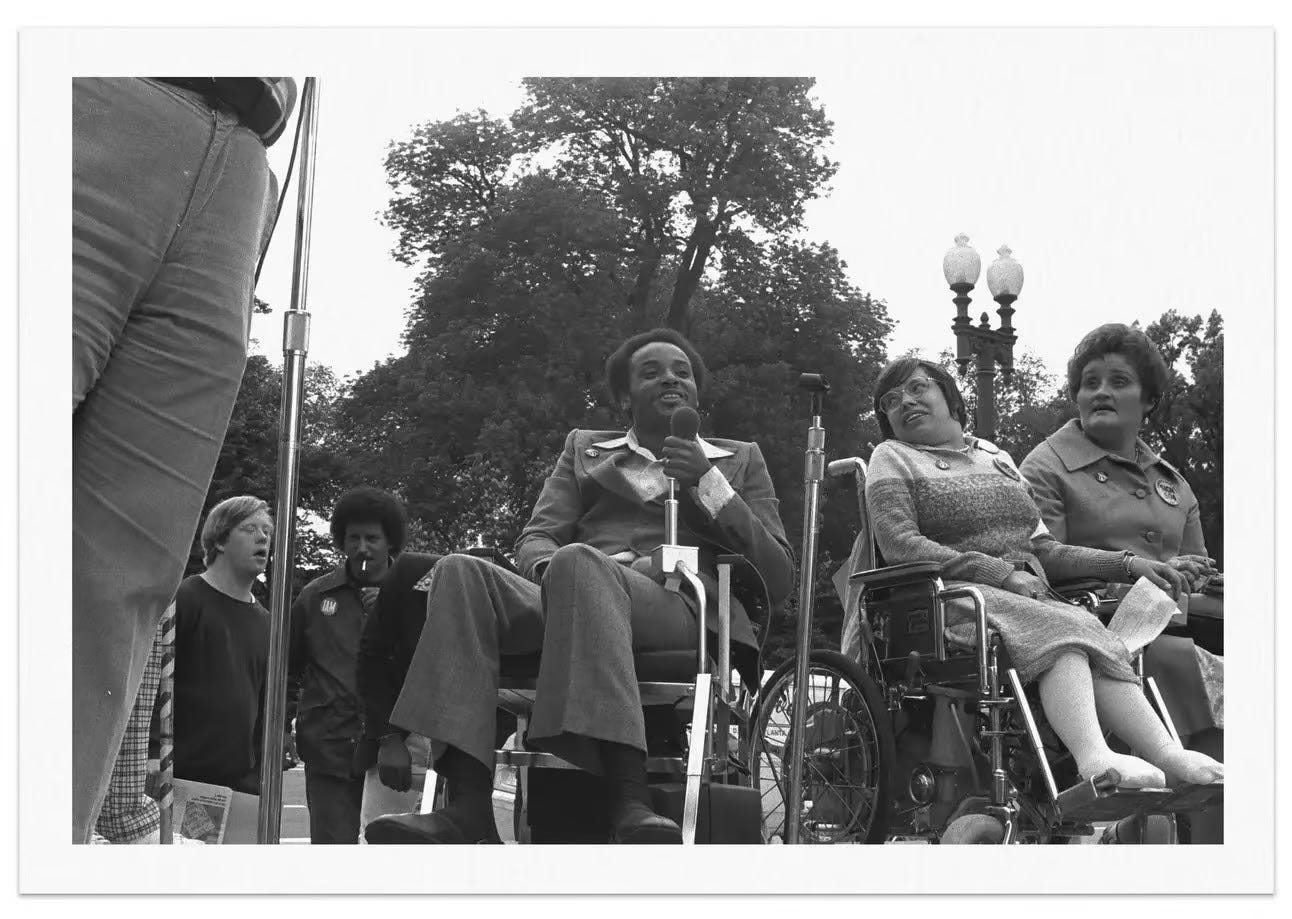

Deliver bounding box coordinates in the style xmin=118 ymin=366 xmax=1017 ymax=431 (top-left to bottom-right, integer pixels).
xmin=670 ymin=405 xmax=700 ymax=440
xmin=653 ymin=406 xmax=701 ymax=580
xmin=665 ymin=406 xmax=700 ymax=542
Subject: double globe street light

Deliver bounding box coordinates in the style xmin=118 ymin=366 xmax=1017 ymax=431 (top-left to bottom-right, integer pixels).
xmin=942 ymin=233 xmax=1025 ymax=441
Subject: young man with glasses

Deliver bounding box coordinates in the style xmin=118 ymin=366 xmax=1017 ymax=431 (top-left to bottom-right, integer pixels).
xmin=168 ymin=496 xmax=279 ymax=795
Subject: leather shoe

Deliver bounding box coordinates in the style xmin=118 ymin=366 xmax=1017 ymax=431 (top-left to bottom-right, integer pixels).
xmin=364 ymin=810 xmax=501 ymax=845
xmin=611 ymin=803 xmax=682 ymax=844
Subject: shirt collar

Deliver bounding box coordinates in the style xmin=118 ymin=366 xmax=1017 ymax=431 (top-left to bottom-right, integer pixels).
xmin=592 ymin=428 xmax=733 ymax=460
xmin=1047 ymin=418 xmax=1162 ymax=472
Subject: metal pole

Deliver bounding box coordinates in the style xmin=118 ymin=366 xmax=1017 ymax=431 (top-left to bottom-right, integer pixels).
xmin=257 ymin=77 xmax=320 ymax=844
xmin=785 ymin=376 xmax=828 ymax=844
xmin=975 ymin=353 xmax=997 ymax=441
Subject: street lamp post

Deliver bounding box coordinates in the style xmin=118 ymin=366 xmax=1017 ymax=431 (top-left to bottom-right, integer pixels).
xmin=942 ymin=234 xmax=1025 ymax=441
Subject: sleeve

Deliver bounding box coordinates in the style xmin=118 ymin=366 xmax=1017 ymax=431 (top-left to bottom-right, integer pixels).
xmin=1180 ymin=482 xmax=1208 ymax=557
xmin=689 ymin=442 xmax=796 ymax=607
xmin=1019 ymin=444 xmax=1069 ymax=544
xmin=695 ymin=465 xmax=737 ymax=518
xmin=515 ymin=430 xmax=583 ymax=581
xmin=285 ymin=591 xmax=307 ymax=732
xmin=865 ymin=442 xmax=1016 ymax=587
xmin=1030 ymin=531 xmax=1129 ymax=583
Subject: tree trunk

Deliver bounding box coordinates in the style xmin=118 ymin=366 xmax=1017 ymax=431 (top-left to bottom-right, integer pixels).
xmin=666 ymin=219 xmax=716 ymax=334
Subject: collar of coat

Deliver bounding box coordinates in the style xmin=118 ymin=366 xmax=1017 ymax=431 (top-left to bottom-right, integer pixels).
xmin=592 ymin=428 xmax=734 ymax=460
xmin=1046 ymin=418 xmax=1180 ymax=478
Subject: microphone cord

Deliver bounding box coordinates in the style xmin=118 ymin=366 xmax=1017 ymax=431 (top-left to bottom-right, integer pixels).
xmin=253 ymin=77 xmax=310 ymax=289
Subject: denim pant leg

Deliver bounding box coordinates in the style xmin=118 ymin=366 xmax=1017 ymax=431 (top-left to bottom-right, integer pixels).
xmin=71 ymin=78 xmax=275 ymax=843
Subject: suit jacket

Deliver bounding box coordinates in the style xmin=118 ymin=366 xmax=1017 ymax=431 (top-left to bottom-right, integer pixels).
xmin=515 ymin=429 xmax=796 ymax=661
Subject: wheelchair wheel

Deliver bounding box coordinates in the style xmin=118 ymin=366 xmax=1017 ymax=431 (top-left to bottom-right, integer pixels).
xmin=750 ymin=650 xmax=894 ymax=844
xmin=940 ymin=813 xmax=1006 ymax=845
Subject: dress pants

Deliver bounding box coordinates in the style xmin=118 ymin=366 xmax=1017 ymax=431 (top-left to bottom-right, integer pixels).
xmin=390 ymin=545 xmax=699 ymax=775
xmin=72 ymin=78 xmax=275 ymax=842
xmin=305 ymin=768 xmax=365 ymax=844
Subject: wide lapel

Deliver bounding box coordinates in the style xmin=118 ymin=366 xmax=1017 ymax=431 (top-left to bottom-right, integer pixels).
xmin=581 ymin=434 xmax=654 ymax=508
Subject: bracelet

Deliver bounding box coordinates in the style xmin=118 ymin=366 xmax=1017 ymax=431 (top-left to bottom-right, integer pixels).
xmin=1121 ymin=551 xmax=1137 ymax=579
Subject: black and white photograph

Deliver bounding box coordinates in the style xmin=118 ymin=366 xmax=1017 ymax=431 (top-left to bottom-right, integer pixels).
xmin=9 ymin=5 xmax=1284 ymax=903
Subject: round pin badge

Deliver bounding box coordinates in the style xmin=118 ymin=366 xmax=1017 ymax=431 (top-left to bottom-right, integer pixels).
xmin=993 ymin=457 xmax=1020 ymax=481
xmin=584 ymin=448 xmax=600 ymax=458
xmin=935 ymin=459 xmax=950 ymax=470
xmin=1095 ymin=471 xmax=1109 ymax=483
xmin=1154 ymin=479 xmax=1180 ymax=506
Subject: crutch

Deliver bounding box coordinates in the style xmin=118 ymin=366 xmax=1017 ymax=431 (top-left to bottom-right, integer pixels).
xmin=783 ymin=372 xmax=829 ymax=844
xmin=256 ymin=76 xmax=321 ymax=844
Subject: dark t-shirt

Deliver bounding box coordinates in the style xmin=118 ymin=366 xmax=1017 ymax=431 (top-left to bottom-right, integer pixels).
xmin=170 ymin=574 xmax=270 ymax=793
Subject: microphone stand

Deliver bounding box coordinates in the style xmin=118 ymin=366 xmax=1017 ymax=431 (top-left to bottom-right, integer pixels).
xmin=652 ymin=473 xmax=710 ymax=845
xmin=257 ymin=77 xmax=320 ymax=844
xmin=784 ymin=372 xmax=829 ymax=844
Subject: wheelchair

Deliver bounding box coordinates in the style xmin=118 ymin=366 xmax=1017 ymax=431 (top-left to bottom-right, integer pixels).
xmin=371 ymin=546 xmax=767 ymax=844
xmin=749 ymin=455 xmax=1224 ymax=845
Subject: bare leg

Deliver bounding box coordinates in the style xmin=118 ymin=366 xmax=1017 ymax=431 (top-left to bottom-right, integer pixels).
xmin=1092 ymin=675 xmax=1224 ymax=785
xmin=1037 ymin=651 xmax=1165 ymax=788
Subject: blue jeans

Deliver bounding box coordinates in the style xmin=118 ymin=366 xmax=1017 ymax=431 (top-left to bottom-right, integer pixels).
xmin=72 ymin=78 xmax=276 ymax=843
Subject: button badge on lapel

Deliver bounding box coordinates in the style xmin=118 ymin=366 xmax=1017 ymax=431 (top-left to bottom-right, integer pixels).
xmin=585 ymin=448 xmax=600 ymax=458
xmin=1154 ymin=479 xmax=1180 ymax=506
xmin=321 ymin=597 xmax=338 ymax=616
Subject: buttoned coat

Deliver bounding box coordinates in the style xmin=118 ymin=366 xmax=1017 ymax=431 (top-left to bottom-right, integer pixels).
xmin=1019 ymin=419 xmax=1205 ymax=561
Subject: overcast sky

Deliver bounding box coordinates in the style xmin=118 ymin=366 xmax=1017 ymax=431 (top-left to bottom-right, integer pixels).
xmin=249 ymin=28 xmax=1270 ymax=392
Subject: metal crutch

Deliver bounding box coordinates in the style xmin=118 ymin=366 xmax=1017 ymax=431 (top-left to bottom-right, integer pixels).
xmin=256 ymin=76 xmax=321 ymax=844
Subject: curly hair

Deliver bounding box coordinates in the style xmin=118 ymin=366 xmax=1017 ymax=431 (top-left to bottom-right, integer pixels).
xmin=201 ymin=495 xmax=271 ymax=567
xmin=873 ymin=358 xmax=968 ymax=441
xmin=1065 ymin=323 xmax=1170 ymax=413
xmin=329 ymin=486 xmax=408 ymax=553
xmin=603 ymin=327 xmax=709 ymax=406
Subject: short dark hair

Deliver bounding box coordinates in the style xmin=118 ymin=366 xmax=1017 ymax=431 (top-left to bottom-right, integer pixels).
xmin=1065 ymin=323 xmax=1170 ymax=413
xmin=603 ymin=327 xmax=709 ymax=405
xmin=330 ymin=486 xmax=408 ymax=554
xmin=873 ymin=358 xmax=968 ymax=441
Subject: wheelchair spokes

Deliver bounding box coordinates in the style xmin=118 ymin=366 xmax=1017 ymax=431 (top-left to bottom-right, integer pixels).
xmin=750 ymin=650 xmax=895 ymax=844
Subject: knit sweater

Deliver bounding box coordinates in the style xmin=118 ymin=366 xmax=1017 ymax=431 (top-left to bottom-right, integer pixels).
xmin=866 ymin=437 xmax=1129 ymax=588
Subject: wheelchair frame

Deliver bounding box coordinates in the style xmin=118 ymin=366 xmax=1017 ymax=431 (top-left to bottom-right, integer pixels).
xmin=760 ymin=453 xmax=1223 ymax=845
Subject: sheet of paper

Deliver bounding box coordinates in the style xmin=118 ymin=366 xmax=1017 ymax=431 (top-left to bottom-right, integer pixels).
xmin=1105 ymin=577 xmax=1181 ymax=654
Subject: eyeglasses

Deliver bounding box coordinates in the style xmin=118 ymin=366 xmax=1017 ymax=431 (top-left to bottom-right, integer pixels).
xmin=879 ymin=376 xmax=936 ymax=414
xmin=236 ymin=521 xmax=274 ymax=538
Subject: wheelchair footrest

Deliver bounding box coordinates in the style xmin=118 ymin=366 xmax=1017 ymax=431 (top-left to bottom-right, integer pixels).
xmin=1055 ymin=775 xmax=1224 ymax=823
xmin=650 ymin=781 xmax=763 ymax=844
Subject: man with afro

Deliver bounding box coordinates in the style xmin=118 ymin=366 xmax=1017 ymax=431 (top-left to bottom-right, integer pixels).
xmin=286 ymin=486 xmax=407 ymax=844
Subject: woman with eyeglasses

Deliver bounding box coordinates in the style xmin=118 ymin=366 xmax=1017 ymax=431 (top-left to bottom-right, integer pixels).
xmin=862 ymin=357 xmax=1223 ymax=790
xmin=1020 ymin=323 xmax=1224 ymax=840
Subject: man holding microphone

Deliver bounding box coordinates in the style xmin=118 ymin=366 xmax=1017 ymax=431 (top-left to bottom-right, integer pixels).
xmin=287 ymin=486 xmax=408 ymax=843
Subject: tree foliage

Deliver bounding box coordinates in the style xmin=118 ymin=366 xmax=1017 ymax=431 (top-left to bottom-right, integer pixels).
xmin=337 ymin=78 xmax=884 ymax=661
xmin=187 ymin=355 xmax=352 ymax=601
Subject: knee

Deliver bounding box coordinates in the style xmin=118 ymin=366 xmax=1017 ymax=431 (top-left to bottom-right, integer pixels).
xmin=545 ymin=543 xmax=608 ymax=581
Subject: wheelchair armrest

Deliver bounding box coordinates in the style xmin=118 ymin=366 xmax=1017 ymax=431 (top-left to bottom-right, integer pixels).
xmin=849 ymin=561 xmax=943 ymax=593
xmin=1049 ymin=578 xmax=1108 ymax=596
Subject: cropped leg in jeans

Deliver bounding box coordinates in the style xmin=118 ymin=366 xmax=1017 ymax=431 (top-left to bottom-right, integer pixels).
xmin=71 ymin=78 xmax=275 ymax=842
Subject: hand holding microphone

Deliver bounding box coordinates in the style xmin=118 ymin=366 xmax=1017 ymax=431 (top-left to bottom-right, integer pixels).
xmin=661 ymin=406 xmax=710 ymax=487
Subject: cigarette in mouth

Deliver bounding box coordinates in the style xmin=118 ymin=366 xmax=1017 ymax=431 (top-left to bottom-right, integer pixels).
xmin=361 ymin=559 xmax=368 ymax=573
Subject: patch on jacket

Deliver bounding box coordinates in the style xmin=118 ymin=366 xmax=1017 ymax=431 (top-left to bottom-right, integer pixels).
xmin=320 ymin=597 xmax=338 ymax=616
